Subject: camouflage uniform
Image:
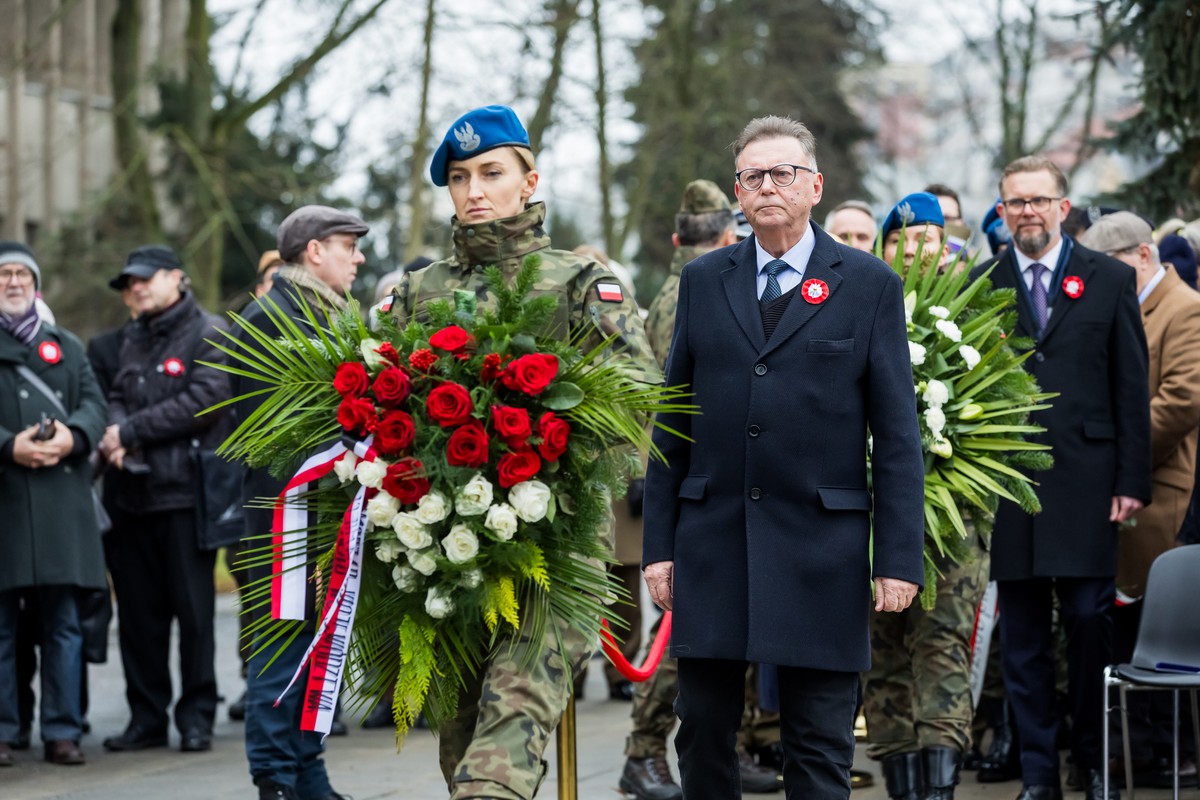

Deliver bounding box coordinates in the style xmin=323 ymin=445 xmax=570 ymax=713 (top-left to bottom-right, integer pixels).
xmin=393 ymin=201 xmax=660 ymax=800
xmin=863 ymin=530 xmax=990 ymax=759
xmin=644 ymin=244 xmax=712 ymax=369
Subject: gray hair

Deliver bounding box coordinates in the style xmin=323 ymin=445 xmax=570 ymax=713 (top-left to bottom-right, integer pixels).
xmin=824 ymin=200 xmax=876 ymax=229
xmin=731 ymin=116 xmax=818 ymax=171
xmin=676 ymin=209 xmax=735 ymax=247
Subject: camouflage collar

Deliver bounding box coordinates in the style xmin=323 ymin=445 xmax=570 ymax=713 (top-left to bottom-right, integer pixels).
xmin=449 ymin=202 xmax=551 ymax=273
xmin=669 ymin=245 xmax=712 ymax=276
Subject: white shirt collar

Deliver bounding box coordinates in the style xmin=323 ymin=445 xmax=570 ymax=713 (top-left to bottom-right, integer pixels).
xmin=1139 ymin=266 xmax=1167 ymax=305
xmin=1014 ymin=237 xmax=1065 ymax=275
xmin=754 ymin=224 xmax=816 ymax=277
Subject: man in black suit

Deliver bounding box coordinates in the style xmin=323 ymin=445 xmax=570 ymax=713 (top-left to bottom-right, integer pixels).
xmin=642 ymin=115 xmax=926 ymax=799
xmin=969 ymin=156 xmax=1151 ymax=800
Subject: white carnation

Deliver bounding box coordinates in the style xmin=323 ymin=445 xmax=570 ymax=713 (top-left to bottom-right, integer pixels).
xmin=924 ymin=407 xmax=947 ymax=437
xmin=375 ymin=538 xmax=404 ymax=563
xmin=908 ymin=341 xmax=927 ymax=366
xmin=459 ymin=568 xmax=483 ymax=589
xmin=406 ymin=548 xmax=437 ymax=576
xmin=333 ymin=453 xmax=359 ymax=484
xmin=415 ymin=491 xmax=450 ymax=524
xmin=922 ymin=379 xmax=949 ymax=408
xmin=355 ymin=459 xmax=388 ymax=490
xmin=392 ymin=512 xmax=432 ymax=550
xmin=509 ymin=480 xmax=552 ymax=523
xmin=455 ymin=473 xmax=494 ymax=517
xmin=424 ymin=586 xmax=455 ymax=619
xmin=935 ymin=319 xmax=962 ymax=342
xmin=366 ymin=492 xmax=401 ymax=527
xmin=959 ymin=344 xmax=981 ymax=370
xmin=391 ymin=564 xmax=420 ymax=592
xmin=929 ymin=305 xmax=950 ymax=319
xmin=484 ymin=503 xmax=520 ymax=541
xmin=441 ymin=523 xmax=480 ymax=564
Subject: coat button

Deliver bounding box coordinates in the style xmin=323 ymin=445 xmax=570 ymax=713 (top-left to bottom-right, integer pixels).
xmin=63 ymin=465 xmax=72 ymax=474
xmin=754 ymin=364 xmax=767 ymax=376
xmin=19 ymin=389 xmax=29 ymax=399
xmin=750 ymin=487 xmax=762 ymax=500
xmin=1034 ymin=352 xmax=1045 ymax=363
xmin=748 ymin=425 xmax=760 ymax=437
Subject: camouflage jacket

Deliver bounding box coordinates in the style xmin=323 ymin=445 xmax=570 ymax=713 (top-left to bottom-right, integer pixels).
xmin=645 ymin=244 xmax=715 ymax=369
xmin=393 ymin=202 xmax=661 ymax=384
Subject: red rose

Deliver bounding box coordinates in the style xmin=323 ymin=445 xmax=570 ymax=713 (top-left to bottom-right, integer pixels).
xmin=497 ymin=450 xmax=541 ymax=488
xmin=480 ymin=352 xmax=507 ymax=383
xmin=429 ymin=325 xmax=473 ymax=353
xmin=375 ymin=342 xmax=401 ymax=366
xmin=502 ymin=353 xmax=559 ymax=396
xmin=536 ymin=412 xmax=570 ymax=462
xmin=333 ymin=362 xmax=369 ymax=396
xmin=446 ymin=420 xmax=490 ymax=468
xmin=491 ymin=405 xmax=533 ymax=448
xmin=426 ymin=383 xmax=473 ymax=427
xmin=409 ymin=348 xmax=439 ymax=372
xmin=375 ymin=410 xmax=416 ymax=455
xmin=382 ymin=457 xmax=430 ymax=505
xmin=337 ymin=396 xmax=378 ymax=434
xmin=372 ymin=367 xmax=412 ymax=407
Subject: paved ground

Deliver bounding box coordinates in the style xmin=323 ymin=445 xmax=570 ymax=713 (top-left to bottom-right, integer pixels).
xmin=2 ymin=591 xmax=1194 ymax=799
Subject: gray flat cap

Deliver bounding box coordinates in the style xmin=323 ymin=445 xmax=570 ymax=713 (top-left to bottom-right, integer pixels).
xmin=277 ymin=206 xmax=370 ymax=262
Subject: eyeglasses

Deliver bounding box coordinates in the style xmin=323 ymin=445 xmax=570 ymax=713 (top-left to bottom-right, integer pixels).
xmin=735 ymin=163 xmax=816 ymax=192
xmin=0 ymin=268 xmax=34 ymax=285
xmin=1001 ymin=196 xmax=1062 ymax=214
xmin=321 ymin=236 xmax=359 ymax=255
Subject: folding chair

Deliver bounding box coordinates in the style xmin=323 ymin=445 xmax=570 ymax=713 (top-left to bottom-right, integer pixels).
xmin=1103 ymin=544 xmax=1200 ymax=799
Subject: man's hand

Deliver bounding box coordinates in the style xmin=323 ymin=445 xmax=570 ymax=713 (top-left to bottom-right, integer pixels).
xmin=99 ymin=423 xmax=123 ymax=457
xmin=11 ymin=424 xmax=62 ymax=469
xmin=874 ymin=577 xmax=918 ymax=613
xmin=1110 ymin=495 xmax=1143 ymax=523
xmin=644 ymin=560 xmax=674 ymax=611
xmin=43 ymin=420 xmax=75 ymax=460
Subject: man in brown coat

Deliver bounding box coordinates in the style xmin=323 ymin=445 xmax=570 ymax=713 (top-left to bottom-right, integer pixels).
xmin=1081 ymin=211 xmax=1200 ymax=786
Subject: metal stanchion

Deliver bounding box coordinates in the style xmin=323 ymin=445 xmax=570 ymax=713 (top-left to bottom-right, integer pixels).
xmin=556 ymin=695 xmax=578 ymax=800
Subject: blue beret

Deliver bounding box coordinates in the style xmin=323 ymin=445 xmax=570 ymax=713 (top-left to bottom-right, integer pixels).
xmin=981 ymin=200 xmax=1012 ymax=256
xmin=429 ymin=105 xmax=532 ymax=187
xmin=880 ymin=192 xmax=945 ymax=238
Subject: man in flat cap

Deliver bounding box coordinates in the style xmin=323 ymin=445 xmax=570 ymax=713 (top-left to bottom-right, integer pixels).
xmin=235 ymin=205 xmax=367 ymax=800
xmin=99 ymin=244 xmax=234 ymax=755
xmin=1081 ymin=212 xmax=1200 ymax=788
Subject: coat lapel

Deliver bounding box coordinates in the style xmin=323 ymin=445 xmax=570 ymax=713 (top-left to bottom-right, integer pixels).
xmin=721 ymin=237 xmax=768 ymax=352
xmin=759 ymin=225 xmax=844 ymax=357
xmin=1039 ymin=246 xmax=1094 ymax=344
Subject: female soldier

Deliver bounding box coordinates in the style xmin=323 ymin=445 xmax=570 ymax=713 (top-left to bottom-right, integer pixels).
xmin=389 ymin=105 xmax=660 ymax=800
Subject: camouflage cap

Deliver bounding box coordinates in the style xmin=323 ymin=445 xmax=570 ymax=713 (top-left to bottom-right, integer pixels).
xmin=678 ymin=179 xmax=732 ymax=215
xmin=277 ymin=205 xmax=369 ymax=262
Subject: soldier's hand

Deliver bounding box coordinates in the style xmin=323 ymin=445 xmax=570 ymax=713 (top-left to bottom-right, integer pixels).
xmin=874 ymin=577 xmax=918 ymax=613
xmin=644 ymin=560 xmax=674 ymax=611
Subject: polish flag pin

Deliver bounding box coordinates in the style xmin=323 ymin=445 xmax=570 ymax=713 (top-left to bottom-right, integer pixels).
xmin=38 ymin=341 xmax=62 ymax=364
xmin=801 ymin=279 xmax=830 ymax=304
xmin=1062 ymin=275 xmax=1085 ymax=299
xmin=596 ymin=282 xmax=624 ymax=303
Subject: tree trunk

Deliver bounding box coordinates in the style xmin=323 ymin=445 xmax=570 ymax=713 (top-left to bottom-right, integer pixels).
xmin=404 ymin=0 xmax=437 ymax=263
xmin=590 ymin=0 xmax=615 ymax=256
xmin=525 ymin=0 xmax=582 ymax=149
xmin=111 ymin=0 xmax=163 ymax=238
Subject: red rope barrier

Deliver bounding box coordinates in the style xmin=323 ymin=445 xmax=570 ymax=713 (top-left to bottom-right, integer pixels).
xmin=600 ymin=611 xmax=672 ymax=682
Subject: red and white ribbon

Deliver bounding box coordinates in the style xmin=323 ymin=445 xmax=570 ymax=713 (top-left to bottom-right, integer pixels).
xmin=969 ymin=580 xmax=999 ymax=709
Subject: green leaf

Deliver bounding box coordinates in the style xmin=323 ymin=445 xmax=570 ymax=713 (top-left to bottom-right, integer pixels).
xmin=540 ymin=381 xmax=586 ymax=410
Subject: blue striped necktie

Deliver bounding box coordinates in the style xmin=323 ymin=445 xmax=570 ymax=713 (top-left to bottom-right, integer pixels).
xmin=761 ymin=259 xmax=790 ymax=302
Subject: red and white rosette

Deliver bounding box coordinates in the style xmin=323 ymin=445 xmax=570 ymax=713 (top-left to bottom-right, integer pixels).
xmin=1061 ymin=275 xmax=1084 ymax=299
xmin=800 ymin=278 xmax=830 ymax=304
xmin=163 ymin=357 xmax=186 ymax=376
xmin=38 ymin=341 xmax=62 ymax=364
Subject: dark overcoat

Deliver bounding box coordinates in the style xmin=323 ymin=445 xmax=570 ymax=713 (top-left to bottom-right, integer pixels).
xmin=643 ymin=223 xmax=926 ymax=672
xmin=0 ymin=325 xmax=108 ymax=591
xmin=970 ymin=239 xmax=1151 ymax=580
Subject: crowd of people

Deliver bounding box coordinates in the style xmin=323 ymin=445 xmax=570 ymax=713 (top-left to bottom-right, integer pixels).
xmin=1 ymin=101 xmax=1198 ymax=800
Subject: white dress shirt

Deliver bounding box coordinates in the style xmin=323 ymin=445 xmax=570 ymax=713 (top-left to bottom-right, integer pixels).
xmin=755 ymin=225 xmax=816 ymax=300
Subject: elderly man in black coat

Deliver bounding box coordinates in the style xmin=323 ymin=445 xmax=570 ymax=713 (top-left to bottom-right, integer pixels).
xmin=642 ymin=116 xmax=926 ymax=799
xmin=968 ymin=158 xmax=1151 ymax=800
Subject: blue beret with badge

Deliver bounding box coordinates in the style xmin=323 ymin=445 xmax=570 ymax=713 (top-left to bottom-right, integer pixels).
xmin=429 ymin=105 xmax=532 ymax=187
xmin=880 ymin=191 xmax=945 ymax=238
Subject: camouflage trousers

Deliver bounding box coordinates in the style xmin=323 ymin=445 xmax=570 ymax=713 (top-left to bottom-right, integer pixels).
xmin=864 ymin=537 xmax=990 ymax=759
xmin=625 ymin=613 xmax=678 ymax=758
xmin=439 ymin=613 xmax=594 ymax=799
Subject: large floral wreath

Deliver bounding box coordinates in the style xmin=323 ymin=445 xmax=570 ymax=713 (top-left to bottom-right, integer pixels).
xmin=206 ymin=258 xmax=691 ymax=741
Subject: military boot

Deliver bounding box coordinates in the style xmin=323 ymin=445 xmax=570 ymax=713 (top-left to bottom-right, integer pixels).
xmin=881 ymin=751 xmax=923 ymax=800
xmin=619 ymin=755 xmax=684 ymax=800
xmin=922 ymin=746 xmax=961 ymax=799
xmin=977 ymin=701 xmax=1020 ymax=783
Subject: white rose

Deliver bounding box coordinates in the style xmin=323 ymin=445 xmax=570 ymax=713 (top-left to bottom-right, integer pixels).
xmin=929 ymin=305 xmax=950 ymax=319
xmin=484 ymin=503 xmax=520 ymax=541
xmin=922 ymin=379 xmax=949 ymax=408
xmin=424 ymin=586 xmax=455 ymax=619
xmin=415 ymin=491 xmax=450 ymax=524
xmin=359 ymin=337 xmax=388 ymax=371
xmin=391 ymin=564 xmax=420 ymax=592
xmin=908 ymin=341 xmax=927 ymax=366
xmin=924 ymin=407 xmax=947 ymax=437
xmin=366 ymin=492 xmax=401 ymax=527
xmin=929 ymin=437 xmax=954 ymax=458
xmin=455 ymin=473 xmax=494 ymax=517
xmin=509 ymin=480 xmax=552 ymax=523
xmin=459 ymin=568 xmax=483 ymax=589
xmin=375 ymin=538 xmax=403 ymax=563
xmin=355 ymin=459 xmax=388 ymax=490
xmin=935 ymin=319 xmax=962 ymax=342
xmin=333 ymin=453 xmax=359 ymax=484
xmin=959 ymin=344 xmax=981 ymax=370
xmin=406 ymin=548 xmax=438 ymax=576
xmin=393 ymin=512 xmax=433 ymax=550
xmin=441 ymin=523 xmax=480 ymax=564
